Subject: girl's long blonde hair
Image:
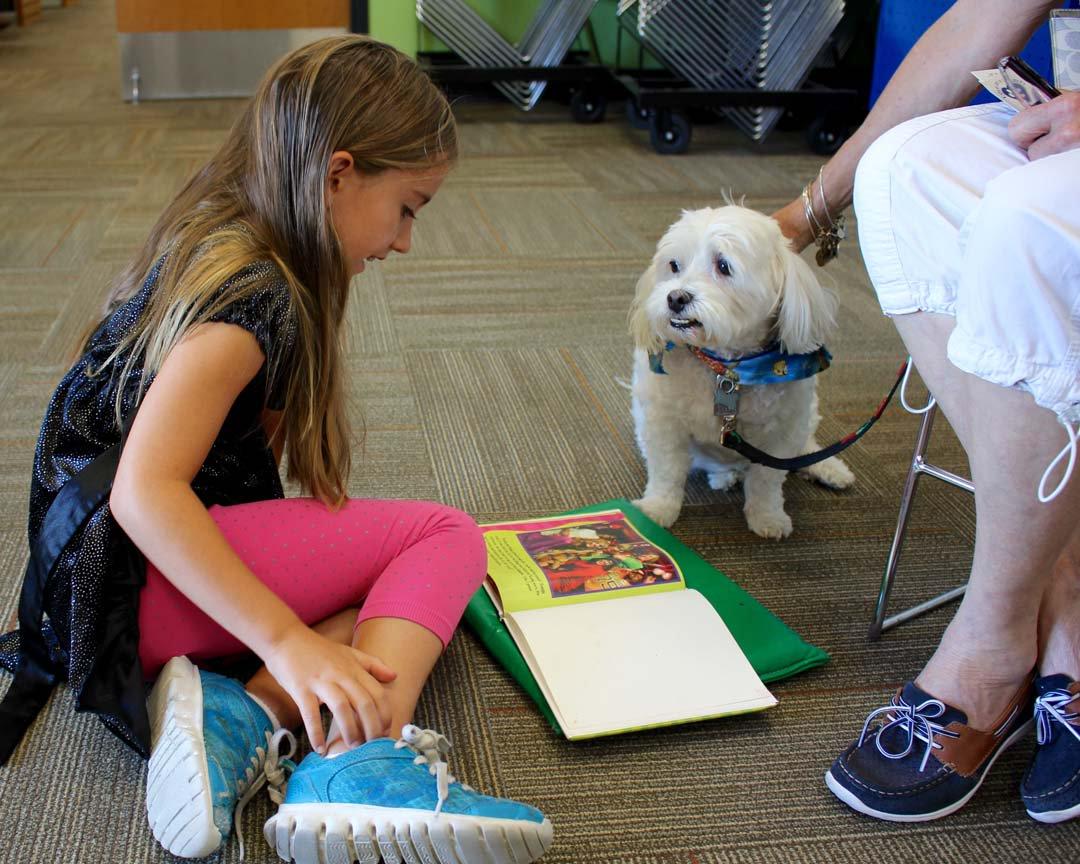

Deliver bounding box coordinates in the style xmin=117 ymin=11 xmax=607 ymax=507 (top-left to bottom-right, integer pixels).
xmin=92 ymin=36 xmax=457 ymax=506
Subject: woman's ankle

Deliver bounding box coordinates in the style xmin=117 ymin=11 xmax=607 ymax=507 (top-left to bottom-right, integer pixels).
xmin=916 ymin=614 xmax=1036 ymax=729
xmin=1038 ymin=542 xmax=1080 ymax=680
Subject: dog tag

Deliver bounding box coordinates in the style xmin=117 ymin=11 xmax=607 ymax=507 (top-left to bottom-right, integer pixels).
xmin=713 ymin=375 xmax=740 ymax=427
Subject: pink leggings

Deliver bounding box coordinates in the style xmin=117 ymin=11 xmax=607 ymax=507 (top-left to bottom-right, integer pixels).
xmin=137 ymin=498 xmax=487 ymax=678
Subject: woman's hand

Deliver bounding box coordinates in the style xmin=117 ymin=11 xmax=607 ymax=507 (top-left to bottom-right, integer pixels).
xmin=263 ymin=623 xmax=398 ymax=752
xmin=772 ymin=196 xmax=815 ymax=253
xmin=1009 ymin=91 xmax=1080 ymax=159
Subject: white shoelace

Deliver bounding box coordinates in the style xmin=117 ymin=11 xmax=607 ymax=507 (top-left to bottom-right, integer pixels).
xmin=1034 ymin=689 xmax=1080 ymax=746
xmin=394 ymin=724 xmax=472 ymax=816
xmin=234 ymin=727 xmax=296 ymax=860
xmin=858 ymin=696 xmax=960 ymax=773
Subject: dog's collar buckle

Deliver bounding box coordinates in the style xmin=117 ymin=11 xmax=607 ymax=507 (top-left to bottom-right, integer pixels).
xmin=714 ymin=374 xmax=740 ymax=435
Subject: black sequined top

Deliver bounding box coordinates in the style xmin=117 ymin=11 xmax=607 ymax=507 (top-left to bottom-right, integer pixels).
xmin=0 ymin=255 xmax=296 ymax=757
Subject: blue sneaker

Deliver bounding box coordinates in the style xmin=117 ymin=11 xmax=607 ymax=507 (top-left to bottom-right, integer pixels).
xmin=265 ymin=725 xmax=553 ymax=864
xmin=1021 ymin=674 xmax=1080 ymax=823
xmin=146 ymin=656 xmax=294 ymax=857
xmin=825 ymin=679 xmax=1034 ymax=822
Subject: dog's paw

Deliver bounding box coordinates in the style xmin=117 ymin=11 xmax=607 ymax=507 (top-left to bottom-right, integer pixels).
xmin=744 ymin=506 xmax=793 ymax=540
xmin=633 ymin=496 xmax=682 ymax=527
xmin=801 ymin=456 xmax=855 ymax=490
xmin=707 ymin=468 xmax=741 ymax=491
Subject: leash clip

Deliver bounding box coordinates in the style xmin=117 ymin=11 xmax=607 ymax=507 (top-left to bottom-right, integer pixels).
xmin=714 ymin=374 xmax=739 ymax=439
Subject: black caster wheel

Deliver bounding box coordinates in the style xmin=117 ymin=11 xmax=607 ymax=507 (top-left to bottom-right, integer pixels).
xmin=806 ymin=114 xmax=848 ymax=156
xmin=570 ymin=89 xmax=607 ymax=123
xmin=625 ymin=98 xmax=651 ymax=130
xmin=648 ymin=109 xmax=691 ymax=154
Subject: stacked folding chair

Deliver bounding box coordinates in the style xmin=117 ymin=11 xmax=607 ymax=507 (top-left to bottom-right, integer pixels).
xmin=416 ymin=0 xmax=599 ymax=110
xmin=625 ymin=0 xmax=846 ymax=141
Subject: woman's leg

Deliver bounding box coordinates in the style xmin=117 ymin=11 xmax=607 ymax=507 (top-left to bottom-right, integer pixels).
xmin=893 ymin=325 xmax=1080 ymax=726
xmin=854 ymin=105 xmax=1080 ymax=727
xmin=824 ymin=103 xmax=1080 ymax=824
xmin=911 ymin=126 xmax=1080 ymax=725
xmin=1038 ymin=524 xmax=1080 ymax=680
xmin=1020 ymin=524 xmax=1080 ymax=824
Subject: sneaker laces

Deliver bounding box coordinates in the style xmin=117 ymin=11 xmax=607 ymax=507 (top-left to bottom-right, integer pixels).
xmin=394 ymin=724 xmax=472 ymax=816
xmin=858 ymin=695 xmax=960 ymax=773
xmin=234 ymin=727 xmax=297 ymax=860
xmin=1034 ymin=689 xmax=1080 ymax=746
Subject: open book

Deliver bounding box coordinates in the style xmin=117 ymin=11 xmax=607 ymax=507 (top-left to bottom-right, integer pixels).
xmin=481 ymin=509 xmax=777 ymax=740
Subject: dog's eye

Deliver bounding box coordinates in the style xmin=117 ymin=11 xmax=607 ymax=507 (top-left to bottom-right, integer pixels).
xmin=669 ymin=260 xmax=680 ymax=274
xmin=716 ymin=255 xmax=732 ymax=277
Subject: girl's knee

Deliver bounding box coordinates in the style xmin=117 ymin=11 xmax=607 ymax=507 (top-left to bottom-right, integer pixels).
xmin=426 ymin=502 xmax=481 ymax=537
xmin=423 ymin=503 xmax=486 ymax=563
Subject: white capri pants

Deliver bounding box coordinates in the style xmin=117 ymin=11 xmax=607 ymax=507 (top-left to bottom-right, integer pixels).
xmin=854 ymin=104 xmax=1079 ymax=498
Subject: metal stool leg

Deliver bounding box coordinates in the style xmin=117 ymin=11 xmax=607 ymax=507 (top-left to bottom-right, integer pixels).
xmin=868 ymin=403 xmax=973 ymax=641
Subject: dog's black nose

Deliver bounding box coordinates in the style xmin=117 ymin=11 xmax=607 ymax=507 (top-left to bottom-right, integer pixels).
xmin=667 ymin=289 xmax=693 ymax=313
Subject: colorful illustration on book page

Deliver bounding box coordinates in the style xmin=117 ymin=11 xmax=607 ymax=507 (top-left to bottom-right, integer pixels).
xmin=482 ymin=510 xmax=684 ymax=612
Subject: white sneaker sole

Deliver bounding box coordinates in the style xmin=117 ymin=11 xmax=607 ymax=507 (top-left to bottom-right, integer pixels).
xmin=145 ymin=655 xmax=222 ymax=858
xmin=825 ymin=718 xmax=1034 ymax=823
xmin=265 ymin=802 xmax=554 ymax=864
xmin=1027 ymin=800 xmax=1080 ymax=824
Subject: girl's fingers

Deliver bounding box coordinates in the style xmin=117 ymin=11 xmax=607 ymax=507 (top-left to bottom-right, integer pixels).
xmin=351 ymin=688 xmax=386 ymax=742
xmin=321 ymin=683 xmax=362 ymax=748
xmin=341 ymin=674 xmax=392 ymax=739
xmin=355 ymin=649 xmax=397 ymax=683
xmin=359 ymin=667 xmax=393 ymax=731
xmin=295 ymin=692 xmax=326 ymax=754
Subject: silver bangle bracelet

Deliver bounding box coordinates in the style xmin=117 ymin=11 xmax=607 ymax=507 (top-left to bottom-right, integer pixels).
xmin=803 ymin=168 xmax=846 ymax=267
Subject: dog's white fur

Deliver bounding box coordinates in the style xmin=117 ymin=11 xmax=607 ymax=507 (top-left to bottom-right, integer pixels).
xmin=630 ymin=205 xmax=854 ymax=538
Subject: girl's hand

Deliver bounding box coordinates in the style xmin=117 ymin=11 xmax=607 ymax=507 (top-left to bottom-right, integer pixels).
xmin=1009 ymin=91 xmax=1080 ymax=160
xmin=263 ymin=624 xmax=398 ymax=752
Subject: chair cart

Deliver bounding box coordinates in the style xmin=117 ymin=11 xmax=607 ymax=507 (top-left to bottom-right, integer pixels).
xmin=415 ymin=0 xmax=615 ymax=122
xmin=615 ymin=0 xmax=863 ymax=154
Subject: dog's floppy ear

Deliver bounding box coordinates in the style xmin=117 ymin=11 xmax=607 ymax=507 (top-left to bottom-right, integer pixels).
xmin=773 ymin=244 xmax=837 ymax=354
xmin=628 ymin=259 xmax=664 ymax=352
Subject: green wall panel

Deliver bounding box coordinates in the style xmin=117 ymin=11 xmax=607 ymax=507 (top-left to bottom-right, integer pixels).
xmin=370 ymin=0 xmax=658 ymax=68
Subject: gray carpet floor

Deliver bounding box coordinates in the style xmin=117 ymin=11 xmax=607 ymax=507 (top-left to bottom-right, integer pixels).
xmin=1 ymin=2 xmax=1076 ymax=862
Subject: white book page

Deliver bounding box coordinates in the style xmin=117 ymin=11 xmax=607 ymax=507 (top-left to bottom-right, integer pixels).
xmin=508 ymin=589 xmax=776 ymax=739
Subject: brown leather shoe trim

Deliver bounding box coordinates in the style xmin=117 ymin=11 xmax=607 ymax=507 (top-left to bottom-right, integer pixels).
xmin=1064 ymin=681 xmax=1080 ymax=728
xmin=934 ymin=677 xmax=1035 ymax=778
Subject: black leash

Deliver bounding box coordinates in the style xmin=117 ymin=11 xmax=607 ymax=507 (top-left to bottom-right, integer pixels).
xmin=720 ymin=359 xmax=909 ymax=471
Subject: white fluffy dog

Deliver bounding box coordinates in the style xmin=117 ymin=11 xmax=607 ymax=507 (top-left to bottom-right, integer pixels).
xmin=630 ymin=205 xmax=854 ymax=539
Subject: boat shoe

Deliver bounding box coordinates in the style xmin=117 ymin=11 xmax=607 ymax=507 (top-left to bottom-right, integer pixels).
xmin=1021 ymin=674 xmax=1080 ymax=823
xmin=826 ymin=677 xmax=1034 ymax=821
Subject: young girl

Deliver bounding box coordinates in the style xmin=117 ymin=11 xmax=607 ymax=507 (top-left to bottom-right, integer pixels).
xmin=0 ymin=36 xmax=552 ymax=864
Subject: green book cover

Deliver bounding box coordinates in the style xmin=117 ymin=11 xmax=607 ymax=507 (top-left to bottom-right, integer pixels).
xmin=465 ymin=499 xmax=828 ymax=738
